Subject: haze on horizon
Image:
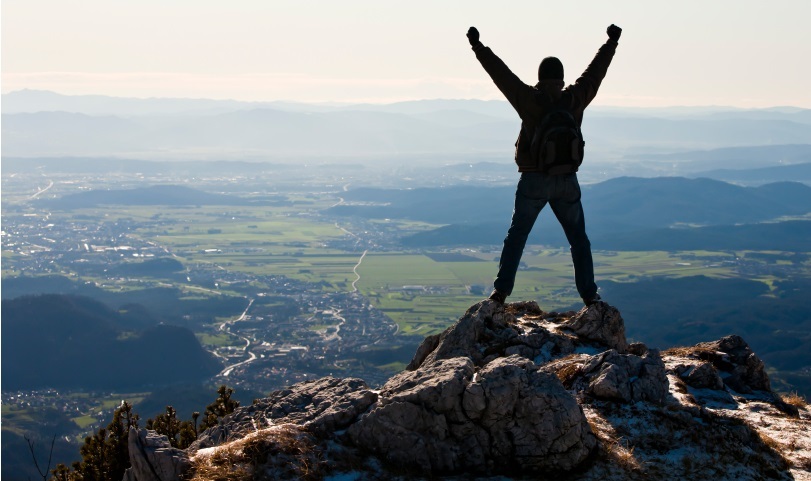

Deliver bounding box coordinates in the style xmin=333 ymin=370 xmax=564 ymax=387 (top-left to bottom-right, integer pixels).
xmin=2 ymin=0 xmax=810 ymax=109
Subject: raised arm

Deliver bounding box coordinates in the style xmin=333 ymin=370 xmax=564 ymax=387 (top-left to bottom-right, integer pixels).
xmin=569 ymin=24 xmax=622 ymax=109
xmin=468 ymin=27 xmax=536 ymax=119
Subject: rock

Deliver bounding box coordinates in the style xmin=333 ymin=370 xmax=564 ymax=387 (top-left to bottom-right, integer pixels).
xmin=406 ymin=333 xmax=440 ymax=371
xmin=682 ymin=362 xmax=725 ymax=390
xmin=470 ymin=356 xmax=595 ymax=472
xmin=348 ymin=355 xmax=595 ymax=474
xmin=407 ymin=300 xmax=579 ymax=371
xmin=695 ymin=335 xmax=771 ymax=393
xmin=345 ymin=298 xmax=608 ymax=475
xmin=380 ymin=357 xmax=474 ymax=420
xmin=122 ymin=428 xmax=189 ymax=481
xmin=627 ymin=342 xmax=649 ymax=356
xmin=415 ymin=300 xmax=505 ymax=368
xmin=190 ymin=377 xmax=377 ymax=450
xmin=560 ymin=302 xmax=629 ymax=353
xmin=550 ymin=348 xmax=669 ymax=404
xmin=589 ymin=363 xmax=632 ymax=402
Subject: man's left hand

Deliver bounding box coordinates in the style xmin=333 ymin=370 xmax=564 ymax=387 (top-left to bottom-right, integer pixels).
xmin=607 ymin=24 xmax=622 ymax=41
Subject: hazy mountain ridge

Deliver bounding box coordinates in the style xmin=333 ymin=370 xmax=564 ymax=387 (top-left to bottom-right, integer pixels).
xmin=1 ymin=293 xmax=222 ymax=390
xmin=1 ymin=275 xmax=249 ymax=329
xmin=3 ymin=90 xmax=810 ymax=160
xmin=333 ymin=177 xmax=811 ymax=237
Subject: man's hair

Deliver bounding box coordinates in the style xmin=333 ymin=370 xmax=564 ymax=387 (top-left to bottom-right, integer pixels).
xmin=538 ymin=57 xmax=564 ymax=81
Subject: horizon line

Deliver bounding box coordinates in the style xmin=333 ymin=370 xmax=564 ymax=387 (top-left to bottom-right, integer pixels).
xmin=2 ymin=88 xmax=808 ymax=111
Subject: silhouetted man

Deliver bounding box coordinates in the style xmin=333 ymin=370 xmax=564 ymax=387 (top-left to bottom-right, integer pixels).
xmin=467 ymin=24 xmax=622 ymax=306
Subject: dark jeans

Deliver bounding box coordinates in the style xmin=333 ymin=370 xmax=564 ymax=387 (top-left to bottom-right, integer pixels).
xmin=494 ymin=172 xmax=598 ymax=301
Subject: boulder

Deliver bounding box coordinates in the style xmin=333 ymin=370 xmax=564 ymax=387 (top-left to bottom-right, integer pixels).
xmin=348 ymin=355 xmax=595 ymax=474
xmin=560 ymin=302 xmax=629 ymax=353
xmin=682 ymin=361 xmax=725 ymax=390
xmin=122 ymin=428 xmax=189 ymax=481
xmin=346 ymin=300 xmax=609 ymax=475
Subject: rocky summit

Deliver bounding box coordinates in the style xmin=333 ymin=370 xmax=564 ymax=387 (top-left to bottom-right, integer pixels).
xmin=122 ymin=300 xmax=811 ymax=481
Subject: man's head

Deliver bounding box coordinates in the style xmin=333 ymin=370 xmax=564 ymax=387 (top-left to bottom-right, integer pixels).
xmin=538 ymin=56 xmax=564 ymax=82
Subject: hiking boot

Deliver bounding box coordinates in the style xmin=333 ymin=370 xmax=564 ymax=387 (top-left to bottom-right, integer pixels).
xmin=488 ymin=289 xmax=507 ymax=304
xmin=584 ymin=293 xmax=602 ymax=306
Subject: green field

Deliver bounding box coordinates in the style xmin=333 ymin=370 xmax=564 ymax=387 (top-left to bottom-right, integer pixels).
xmin=356 ymin=248 xmax=743 ymax=335
xmin=9 ymin=203 xmax=803 ymax=339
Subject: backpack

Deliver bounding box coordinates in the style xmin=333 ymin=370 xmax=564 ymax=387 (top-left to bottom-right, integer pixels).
xmin=530 ymin=104 xmax=585 ymax=175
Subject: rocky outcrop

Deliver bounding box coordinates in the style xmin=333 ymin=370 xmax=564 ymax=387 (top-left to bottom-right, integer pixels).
xmin=694 ymin=335 xmax=771 ymax=393
xmin=122 ymin=428 xmax=190 ymax=481
xmin=122 ymin=299 xmax=809 ymax=481
xmin=191 ymin=377 xmax=377 ymax=450
xmin=345 ymin=300 xmax=653 ymax=475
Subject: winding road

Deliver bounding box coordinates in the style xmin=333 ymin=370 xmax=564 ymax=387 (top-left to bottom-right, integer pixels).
xmin=217 ymin=298 xmax=259 ymax=377
xmin=351 ymin=249 xmax=368 ymax=293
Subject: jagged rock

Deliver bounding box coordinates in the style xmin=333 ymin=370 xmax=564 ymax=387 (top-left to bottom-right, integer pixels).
xmin=588 ymin=363 xmax=632 ymax=401
xmin=349 ymin=355 xmax=595 ymax=474
xmin=405 ymin=333 xmax=440 ymax=370
xmin=549 ymin=348 xmax=669 ymax=404
xmin=122 ymin=428 xmax=190 ymax=481
xmin=407 ymin=300 xmax=578 ymax=371
xmin=412 ymin=300 xmax=507 ymax=368
xmin=466 ymin=356 xmax=595 ymax=472
xmin=190 ymin=377 xmax=377 ymax=450
xmin=681 ymin=361 xmax=725 ymax=390
xmin=694 ymin=335 xmax=771 ymax=393
xmin=346 ymin=300 xmax=611 ymax=475
xmin=560 ymin=302 xmax=629 ymax=353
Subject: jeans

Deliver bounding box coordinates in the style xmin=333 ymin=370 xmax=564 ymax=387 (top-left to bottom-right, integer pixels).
xmin=494 ymin=172 xmax=598 ymax=301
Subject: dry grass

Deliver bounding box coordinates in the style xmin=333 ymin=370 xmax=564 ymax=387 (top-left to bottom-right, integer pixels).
xmin=758 ymin=432 xmax=783 ymax=452
xmin=547 ymin=354 xmax=586 ymax=387
xmin=556 ymin=363 xmax=583 ymax=387
xmin=189 ymin=442 xmax=251 ymax=481
xmin=188 ymin=424 xmax=323 ymax=481
xmin=604 ymin=438 xmax=642 ymax=472
xmin=780 ymin=392 xmax=808 ymax=409
xmin=585 ymin=411 xmax=644 ymax=474
xmin=662 ymin=346 xmax=715 ymax=358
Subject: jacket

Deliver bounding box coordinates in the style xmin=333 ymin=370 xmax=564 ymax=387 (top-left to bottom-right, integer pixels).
xmin=473 ymin=39 xmax=617 ymax=172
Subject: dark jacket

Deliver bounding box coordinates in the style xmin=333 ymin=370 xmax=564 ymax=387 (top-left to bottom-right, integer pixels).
xmin=473 ymin=40 xmax=617 ymax=172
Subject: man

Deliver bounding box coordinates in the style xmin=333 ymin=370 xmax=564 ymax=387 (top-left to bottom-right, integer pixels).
xmin=467 ymin=24 xmax=622 ymax=306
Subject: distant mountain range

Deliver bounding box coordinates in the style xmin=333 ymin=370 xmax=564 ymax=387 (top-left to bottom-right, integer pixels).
xmin=1 ymin=294 xmax=222 ymax=390
xmin=2 ymin=90 xmax=810 ymax=163
xmin=333 ymin=176 xmax=811 ymax=248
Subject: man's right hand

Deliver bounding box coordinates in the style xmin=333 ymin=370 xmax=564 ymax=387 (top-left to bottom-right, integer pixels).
xmin=467 ymin=26 xmax=480 ymax=47
xmin=607 ymin=24 xmax=622 ymax=41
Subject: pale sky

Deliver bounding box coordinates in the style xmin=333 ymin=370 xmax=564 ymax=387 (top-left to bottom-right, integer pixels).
xmin=2 ymin=0 xmax=810 ymax=108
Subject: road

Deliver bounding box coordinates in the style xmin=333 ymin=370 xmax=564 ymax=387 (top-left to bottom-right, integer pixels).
xmin=351 ymin=249 xmax=368 ymax=293
xmin=216 ymin=298 xmax=259 ymax=377
xmin=30 ymin=180 xmax=54 ymax=199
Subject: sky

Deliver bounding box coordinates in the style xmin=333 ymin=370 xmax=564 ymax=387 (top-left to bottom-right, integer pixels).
xmin=2 ymin=0 xmax=810 ymax=108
